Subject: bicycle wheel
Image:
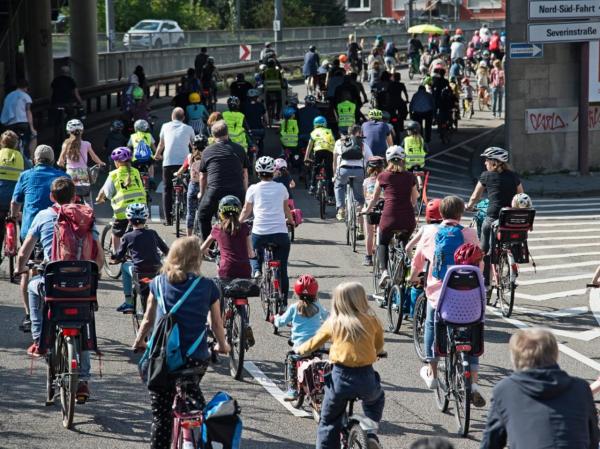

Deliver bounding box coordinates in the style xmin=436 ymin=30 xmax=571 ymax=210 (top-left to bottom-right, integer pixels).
xmin=497 ymin=252 xmax=515 ymax=318
xmin=101 ymin=224 xmax=121 ymax=279
xmin=132 ymin=287 xmax=147 ymax=336
xmin=453 ymin=352 xmax=471 ymax=437
xmin=229 ymin=306 xmax=247 ymax=380
xmin=319 ymin=188 xmax=326 ymax=220
xmin=386 ymin=284 xmax=404 ymax=334
xmin=8 ymin=254 xmax=15 ymax=283
xmin=435 ymin=354 xmax=450 ymax=412
xmin=45 ymin=349 xmax=56 ymax=406
xmin=413 ymin=294 xmax=427 ymax=362
xmin=372 ymin=252 xmax=382 ymax=299
xmin=284 ymin=360 xmax=305 ymax=409
xmin=60 ymin=335 xmax=79 ymax=429
xmin=271 ymin=292 xmax=281 ymax=335
xmin=193 ymin=208 xmax=202 ymax=239
xmin=260 ymin=268 xmax=271 ymax=321
xmin=175 ymin=199 xmax=182 ymax=238
xmin=347 ymin=423 xmax=369 ymax=449
xmin=288 ymin=224 xmax=295 ymax=243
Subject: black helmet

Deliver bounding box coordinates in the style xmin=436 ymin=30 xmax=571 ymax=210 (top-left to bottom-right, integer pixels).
xmin=309 ymin=45 xmax=316 ymax=52
xmin=304 ymin=95 xmax=316 ymax=106
xmin=367 ymin=156 xmax=385 ymax=168
xmin=406 ymin=121 xmax=420 ymax=132
xmin=218 ymin=195 xmax=242 ymax=217
xmin=236 ymin=73 xmax=244 ymax=82
xmin=193 ymin=134 xmax=209 ymax=150
xmin=227 ymin=96 xmax=240 ymax=109
xmin=266 ymin=58 xmax=276 ymax=68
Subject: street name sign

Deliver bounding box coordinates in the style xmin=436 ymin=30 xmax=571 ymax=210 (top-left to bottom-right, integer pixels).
xmin=529 ymin=0 xmax=600 ymax=20
xmin=528 ymin=20 xmax=600 ymax=42
xmin=510 ymin=42 xmax=544 ymax=58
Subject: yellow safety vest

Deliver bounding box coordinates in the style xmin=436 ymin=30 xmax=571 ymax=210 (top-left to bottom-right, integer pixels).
xmin=310 ymin=128 xmax=335 ymax=152
xmin=0 ymin=148 xmax=25 ymax=182
xmin=109 ymin=166 xmax=147 ymax=219
xmin=222 ymin=111 xmax=248 ymax=149
xmin=130 ymin=132 xmax=154 ymax=162
xmin=336 ymin=101 xmax=356 ymax=128
xmin=264 ymin=68 xmax=282 ymax=92
xmin=280 ymin=119 xmax=299 ymax=148
xmin=403 ymin=135 xmax=427 ymax=169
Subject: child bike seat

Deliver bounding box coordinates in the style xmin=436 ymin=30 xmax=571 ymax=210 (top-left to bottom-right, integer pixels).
xmin=436 ymin=265 xmax=485 ymax=326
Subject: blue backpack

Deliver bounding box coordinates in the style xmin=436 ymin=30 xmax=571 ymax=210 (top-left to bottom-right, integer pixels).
xmin=432 ymin=224 xmax=464 ymax=280
xmin=202 ymin=391 xmax=242 ymax=449
xmin=134 ymin=138 xmax=153 ymax=163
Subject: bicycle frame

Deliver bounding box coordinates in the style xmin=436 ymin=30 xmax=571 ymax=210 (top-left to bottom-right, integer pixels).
xmin=171 ymin=378 xmax=205 ymax=449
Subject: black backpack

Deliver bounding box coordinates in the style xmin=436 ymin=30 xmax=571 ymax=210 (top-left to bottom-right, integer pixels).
xmin=340 ymin=136 xmax=363 ymax=161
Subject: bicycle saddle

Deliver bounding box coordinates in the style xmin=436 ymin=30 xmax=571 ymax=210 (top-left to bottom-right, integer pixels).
xmin=223 ymin=279 xmax=261 ymax=298
xmin=265 ymin=242 xmax=279 ymax=250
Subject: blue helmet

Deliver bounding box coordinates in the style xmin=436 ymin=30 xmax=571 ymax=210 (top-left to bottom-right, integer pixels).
xmin=283 ymin=107 xmax=295 ymax=119
xmin=313 ymin=116 xmax=327 ymax=128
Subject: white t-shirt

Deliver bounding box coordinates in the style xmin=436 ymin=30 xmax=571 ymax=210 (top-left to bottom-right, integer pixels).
xmin=246 ymin=181 xmax=289 ymax=235
xmin=0 ymin=89 xmax=32 ymax=125
xmin=450 ymin=41 xmax=465 ymax=60
xmin=159 ymin=120 xmax=195 ymax=166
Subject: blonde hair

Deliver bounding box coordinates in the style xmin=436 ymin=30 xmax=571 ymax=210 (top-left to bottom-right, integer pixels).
xmin=207 ymin=111 xmax=223 ymax=127
xmin=386 ymin=160 xmax=405 ymax=173
xmin=160 ymin=236 xmax=203 ymax=283
xmin=367 ymin=165 xmax=383 ymax=177
xmin=63 ymin=132 xmax=82 ymax=163
xmin=327 ymin=282 xmax=379 ymax=343
xmin=0 ymin=130 xmax=19 ymax=149
xmin=115 ymin=160 xmax=133 ymax=187
xmin=509 ymin=328 xmax=558 ymax=371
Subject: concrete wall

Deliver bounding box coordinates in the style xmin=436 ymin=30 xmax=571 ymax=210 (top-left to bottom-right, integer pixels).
xmin=507 ymin=0 xmax=600 ymax=173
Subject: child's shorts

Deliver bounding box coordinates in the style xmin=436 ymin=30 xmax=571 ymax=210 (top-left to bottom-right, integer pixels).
xmin=112 ymin=219 xmax=129 ymax=237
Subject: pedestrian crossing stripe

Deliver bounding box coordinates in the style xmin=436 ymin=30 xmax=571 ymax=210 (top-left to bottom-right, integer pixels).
xmin=515 ymin=288 xmax=587 ymax=302
xmin=518 ymin=273 xmax=592 ymax=285
xmin=532 ymin=251 xmax=600 ymax=260
xmin=521 ymin=260 xmax=599 ymax=272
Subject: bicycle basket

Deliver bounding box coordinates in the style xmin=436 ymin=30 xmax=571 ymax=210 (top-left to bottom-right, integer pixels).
xmin=223 ymin=278 xmax=261 ymax=298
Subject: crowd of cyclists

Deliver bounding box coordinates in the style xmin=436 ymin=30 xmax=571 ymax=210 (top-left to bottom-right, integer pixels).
xmin=1 ymin=23 xmax=599 ymax=449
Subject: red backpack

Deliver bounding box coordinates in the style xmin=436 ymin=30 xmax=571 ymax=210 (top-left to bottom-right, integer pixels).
xmin=51 ymin=204 xmax=98 ymax=262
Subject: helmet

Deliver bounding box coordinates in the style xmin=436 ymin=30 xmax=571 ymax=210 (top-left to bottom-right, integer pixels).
xmin=512 ymin=193 xmax=533 ymax=209
xmin=247 ymin=88 xmax=260 ymax=98
xmin=111 ymin=146 xmax=132 ymax=162
xmin=313 ymin=116 xmax=327 ymax=128
xmin=382 ymin=111 xmax=391 ymax=121
xmin=294 ymin=274 xmax=319 ymax=299
xmin=193 ymin=134 xmax=209 ymax=150
xmin=339 ymin=54 xmax=348 ymax=63
xmin=125 ymin=203 xmax=149 ymax=221
xmin=482 ymin=50 xmax=490 ymax=57
xmin=255 ymin=156 xmax=276 ymax=174
xmin=479 ymin=60 xmax=487 ymax=68
xmin=265 ymin=41 xmax=272 ymax=47
xmin=110 ymin=120 xmax=124 ymax=131
xmin=227 ymin=96 xmax=240 ymax=109
xmin=309 ymin=45 xmax=316 ymax=52
xmin=274 ymin=158 xmax=287 ymax=171
xmin=258 ymin=64 xmax=266 ymax=71
xmin=425 ymin=198 xmax=442 ymax=223
xmin=188 ymin=92 xmax=201 ymax=103
xmin=456 ymin=28 xmax=463 ymax=35
xmin=304 ymin=95 xmax=316 ymax=106
xmin=406 ymin=121 xmax=420 ymax=133
xmin=385 ymin=145 xmax=405 ymax=162
xmin=207 ymin=56 xmax=215 ymax=64
xmin=218 ymin=195 xmax=242 ymax=217
xmin=134 ymin=119 xmax=149 ymax=132
xmin=282 ymin=107 xmax=295 ymax=119
xmin=368 ymin=109 xmax=383 ymax=121
xmin=132 ymin=86 xmax=144 ymax=100
xmin=481 ymin=146 xmax=509 ymax=163
xmin=367 ymin=156 xmax=385 ymax=169
xmin=321 ymin=59 xmax=330 ymax=68
xmin=66 ymin=119 xmax=84 ymax=133
xmin=454 ymin=243 xmax=484 ymax=266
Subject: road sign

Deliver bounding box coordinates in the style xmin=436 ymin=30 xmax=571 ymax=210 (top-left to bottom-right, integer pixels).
xmin=510 ymin=42 xmax=544 ymax=58
xmin=273 ymin=20 xmax=281 ymax=32
xmin=528 ymin=20 xmax=600 ymax=42
xmin=239 ymin=44 xmax=251 ymax=61
xmin=529 ymin=0 xmax=600 ymax=20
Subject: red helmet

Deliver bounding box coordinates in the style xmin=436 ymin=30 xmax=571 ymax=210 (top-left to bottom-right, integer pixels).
xmin=294 ymin=274 xmax=319 ymax=299
xmin=425 ymin=198 xmax=442 ymax=223
xmin=454 ymin=243 xmax=484 ymax=266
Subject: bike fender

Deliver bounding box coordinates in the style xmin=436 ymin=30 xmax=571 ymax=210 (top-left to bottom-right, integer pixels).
xmin=348 ymin=414 xmax=379 ymax=433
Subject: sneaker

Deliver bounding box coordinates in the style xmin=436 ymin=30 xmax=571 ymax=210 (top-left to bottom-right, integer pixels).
xmin=19 ymin=315 xmax=31 ymax=333
xmin=246 ymin=326 xmax=256 ymax=347
xmin=420 ymin=365 xmax=438 ymax=390
xmin=253 ymin=270 xmax=262 ymax=279
xmin=283 ymin=388 xmax=298 ymax=401
xmin=378 ymin=270 xmax=390 ymax=288
xmin=327 ymin=197 xmax=335 ymax=206
xmin=363 ymin=255 xmax=373 ymax=266
xmin=116 ymin=302 xmax=134 ymax=313
xmin=336 ymin=208 xmax=345 ymax=221
xmin=75 ymin=381 xmax=90 ymax=404
xmin=308 ymin=186 xmax=315 ymax=196
xmin=471 ymin=384 xmax=486 ymax=407
xmin=27 ymin=342 xmax=46 ymax=358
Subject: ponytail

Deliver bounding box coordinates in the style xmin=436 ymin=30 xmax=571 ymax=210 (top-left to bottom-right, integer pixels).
xmin=221 ymin=213 xmax=241 ymax=235
xmin=296 ymin=296 xmax=318 ymax=317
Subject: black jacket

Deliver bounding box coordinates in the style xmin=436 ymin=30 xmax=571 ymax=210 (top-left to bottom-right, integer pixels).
xmin=480 ymin=365 xmax=599 ymax=449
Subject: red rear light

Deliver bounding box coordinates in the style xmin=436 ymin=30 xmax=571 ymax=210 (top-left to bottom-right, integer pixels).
xmin=62 ymin=328 xmax=80 ymax=337
xmin=510 ymin=233 xmax=521 ymax=240
xmin=181 ymin=419 xmax=202 ymax=429
xmin=456 ymin=344 xmax=472 ymax=352
xmin=64 ymin=308 xmax=79 ymax=316
xmin=269 ymin=261 xmax=280 ymax=268
xmin=71 ymin=359 xmax=78 ymax=370
xmin=233 ymin=298 xmax=248 ymax=306
xmin=464 ymin=370 xmax=471 ymax=379
xmin=273 ymin=279 xmax=280 ymax=290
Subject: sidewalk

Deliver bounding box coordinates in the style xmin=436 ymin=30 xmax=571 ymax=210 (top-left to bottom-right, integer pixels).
xmin=522 ymin=172 xmax=600 ymax=198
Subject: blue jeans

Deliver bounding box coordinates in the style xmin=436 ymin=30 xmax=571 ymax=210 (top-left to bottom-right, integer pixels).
xmin=121 ymin=261 xmax=135 ymax=297
xmin=492 ymin=86 xmax=504 ymax=115
xmin=334 ymin=166 xmax=365 ymax=210
xmin=250 ymin=233 xmax=290 ymax=302
xmin=318 ymin=365 xmax=385 ymax=449
xmin=29 ymin=276 xmax=91 ymax=380
xmin=186 ymin=181 xmax=200 ymax=230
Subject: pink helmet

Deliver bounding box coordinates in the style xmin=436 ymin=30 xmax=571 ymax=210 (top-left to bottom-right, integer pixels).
xmin=274 ymin=158 xmax=287 ymax=171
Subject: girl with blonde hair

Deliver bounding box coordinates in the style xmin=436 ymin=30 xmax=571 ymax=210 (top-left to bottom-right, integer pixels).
xmin=58 ymin=120 xmax=105 ymax=185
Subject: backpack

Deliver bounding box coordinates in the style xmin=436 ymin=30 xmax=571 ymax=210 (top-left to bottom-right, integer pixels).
xmin=432 ymin=224 xmax=464 ymax=280
xmin=340 ymin=136 xmax=363 ymax=161
xmin=202 ymin=391 xmax=243 ymax=449
xmin=51 ymin=204 xmax=98 ymax=262
xmin=139 ymin=277 xmax=204 ymax=390
xmin=134 ymin=138 xmax=153 ymax=163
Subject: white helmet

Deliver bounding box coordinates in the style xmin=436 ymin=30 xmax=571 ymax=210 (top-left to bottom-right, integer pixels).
xmin=385 ymin=145 xmax=405 ymax=162
xmin=134 ymin=119 xmax=149 ymax=132
xmin=479 ymin=60 xmax=487 ymax=68
xmin=481 ymin=146 xmax=509 ymax=163
xmin=512 ymin=193 xmax=533 ymax=209
xmin=66 ymin=119 xmax=84 ymax=133
xmin=255 ymin=156 xmax=276 ymax=174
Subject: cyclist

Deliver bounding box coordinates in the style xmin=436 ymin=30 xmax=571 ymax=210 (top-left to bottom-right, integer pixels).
xmin=273 ymin=158 xmax=295 ymax=198
xmin=176 ymin=135 xmax=208 ymax=237
xmin=297 ymin=95 xmax=320 ymax=152
xmin=263 ymin=58 xmax=285 ymax=121
xmin=408 ymin=34 xmax=423 ymax=73
xmin=57 ymin=119 xmax=105 ymax=188
xmin=222 ymin=96 xmax=249 ymax=151
xmin=335 ymin=91 xmax=357 ymax=136
xmin=406 ymin=198 xmax=442 ymax=253
xmin=303 ymin=45 xmax=320 ymax=94
xmin=127 ymin=86 xmax=151 ymax=124
xmin=185 ymin=92 xmax=209 ymax=136
xmin=128 ymin=119 xmax=156 ymax=178
xmin=304 ymin=116 xmax=335 ymax=202
xmin=461 ymin=78 xmax=475 ymax=118
xmin=260 ymin=42 xmax=278 ymax=65
xmin=112 ymin=203 xmax=169 ymax=313
xmin=297 ymin=282 xmax=385 ymax=449
xmin=365 ymin=146 xmax=418 ymax=287
xmin=104 ymin=120 xmax=128 ymax=157
xmin=243 ymin=89 xmax=267 ymax=155
xmin=280 ymin=106 xmax=299 ymax=163
xmin=466 ymin=147 xmax=523 ymax=298
xmin=200 ymin=56 xmax=218 ymax=108
xmin=229 ymin=73 xmax=253 ymax=107
xmin=133 ymin=236 xmax=230 ymax=449
xmin=276 ymin=274 xmax=328 ymax=400
xmin=362 ymin=156 xmax=385 ymax=266
xmin=96 ymin=147 xmax=147 ymax=252
xmin=403 ymin=121 xmax=427 ymax=189
xmin=361 ymin=109 xmax=393 ymax=158
xmin=240 ymin=156 xmax=295 ymax=308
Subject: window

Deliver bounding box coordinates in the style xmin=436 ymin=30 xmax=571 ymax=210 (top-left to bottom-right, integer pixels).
xmin=467 ymin=0 xmax=502 ymax=8
xmin=347 ymin=0 xmax=370 ymax=11
xmin=394 ymin=0 xmax=429 ymax=10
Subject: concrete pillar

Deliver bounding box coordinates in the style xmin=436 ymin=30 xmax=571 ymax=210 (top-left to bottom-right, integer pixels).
xmin=23 ymin=0 xmax=53 ymax=98
xmin=70 ymin=0 xmax=98 ymax=87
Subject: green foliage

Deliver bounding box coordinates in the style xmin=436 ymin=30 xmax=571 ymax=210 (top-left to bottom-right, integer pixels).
xmin=242 ymin=0 xmax=314 ymax=28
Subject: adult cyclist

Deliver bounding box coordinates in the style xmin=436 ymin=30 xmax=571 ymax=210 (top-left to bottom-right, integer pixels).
xmin=297 ymin=95 xmax=320 ymax=151
xmin=361 ymin=109 xmax=393 ymax=158
xmin=222 ymin=96 xmax=250 ymax=151
xmin=263 ymin=59 xmax=285 ymax=121
xmin=243 ymin=89 xmax=267 ymax=155
xmin=408 ymin=34 xmax=424 ymax=73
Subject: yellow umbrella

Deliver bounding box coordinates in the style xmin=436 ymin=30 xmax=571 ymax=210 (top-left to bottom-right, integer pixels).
xmin=407 ymin=24 xmax=445 ymax=35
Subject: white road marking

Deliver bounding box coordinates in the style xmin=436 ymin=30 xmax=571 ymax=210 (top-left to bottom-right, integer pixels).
xmin=521 ymin=261 xmax=599 ymax=272
xmin=243 ymin=361 xmax=310 ymax=418
xmin=529 ymin=242 xmax=600 ymax=251
xmin=539 ymin=208 xmax=600 ymax=215
xmin=533 ymin=202 xmax=600 ymax=209
xmin=533 ymin=196 xmax=600 ymax=203
xmin=512 ymin=305 xmax=588 ymax=318
xmin=515 ymin=288 xmax=587 ymax=301
xmin=429 ymin=166 xmax=473 ymax=178
xmin=518 ymin=273 xmax=592 ymax=285
xmin=531 ymin=251 xmax=600 ymax=260
xmin=528 ymin=235 xmax=598 ymax=242
xmin=443 ymin=152 xmax=470 ymax=163
xmin=531 ymin=228 xmax=599 ymax=235
xmin=532 ymin=215 xmax=600 ymax=220
xmin=532 ymin=221 xmax=600 ymax=228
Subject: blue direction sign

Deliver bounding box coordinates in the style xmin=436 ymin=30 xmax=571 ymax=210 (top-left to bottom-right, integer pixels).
xmin=510 ymin=42 xmax=544 ymax=58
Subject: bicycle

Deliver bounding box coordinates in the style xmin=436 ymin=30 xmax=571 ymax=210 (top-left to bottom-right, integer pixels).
xmin=170 ymin=369 xmax=207 ymax=449
xmin=100 ymin=221 xmax=123 ymax=279
xmin=312 ymin=162 xmax=328 ymax=220
xmin=462 ymin=97 xmax=474 ymax=119
xmin=408 ymin=53 xmax=419 ymax=80
xmin=287 ymin=347 xmax=329 ymax=422
xmin=265 ymin=91 xmax=280 ymax=127
xmin=413 ymin=292 xmax=427 ymax=362
xmin=384 ymin=231 xmax=411 ymax=334
xmin=2 ymin=216 xmax=18 ymax=283
xmin=172 ymin=175 xmax=188 ymax=238
xmin=131 ymin=271 xmax=157 ymax=335
xmin=135 ymin=162 xmax=154 ymax=219
xmin=74 ymin=164 xmax=102 ymax=207
xmin=344 ymin=177 xmax=358 ymax=253
xmin=259 ymin=243 xmax=284 ymax=334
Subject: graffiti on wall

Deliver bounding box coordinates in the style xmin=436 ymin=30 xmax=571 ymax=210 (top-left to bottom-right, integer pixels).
xmin=525 ymin=107 xmax=600 ymax=134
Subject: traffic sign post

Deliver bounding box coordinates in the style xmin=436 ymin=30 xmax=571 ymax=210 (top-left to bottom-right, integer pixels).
xmin=528 ymin=20 xmax=600 ymax=43
xmin=529 ymin=0 xmax=600 ymax=20
xmin=510 ymin=42 xmax=544 ymax=58
xmin=239 ymin=44 xmax=251 ymax=61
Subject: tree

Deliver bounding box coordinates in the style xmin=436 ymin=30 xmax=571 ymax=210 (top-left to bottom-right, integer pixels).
xmin=243 ymin=0 xmax=314 ymax=29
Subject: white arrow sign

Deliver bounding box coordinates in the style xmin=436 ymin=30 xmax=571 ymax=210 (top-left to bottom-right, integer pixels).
xmin=528 ymin=20 xmax=600 ymax=42
xmin=529 ymin=0 xmax=600 ymax=19
xmin=510 ymin=42 xmax=544 ymax=58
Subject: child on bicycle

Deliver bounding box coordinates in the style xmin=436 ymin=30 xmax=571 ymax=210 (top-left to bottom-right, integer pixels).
xmin=186 ymin=92 xmax=209 ymax=136
xmin=403 ymin=121 xmax=427 ymax=190
xmin=128 ymin=119 xmax=156 ymax=178
xmin=304 ymin=116 xmax=335 ymax=201
xmin=297 ymin=282 xmax=385 ymax=448
xmin=461 ymin=78 xmax=475 ymax=118
xmin=176 ymin=135 xmax=208 ymax=237
xmin=280 ymin=107 xmax=299 ymax=162
xmin=362 ymin=156 xmax=385 ymax=266
xmin=273 ymin=158 xmax=296 ymax=198
xmin=57 ymin=119 xmax=105 ymax=186
xmin=275 ymin=274 xmax=328 ymax=400
xmin=112 ymin=203 xmax=169 ymax=313
xmin=104 ymin=120 xmax=128 ymax=160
